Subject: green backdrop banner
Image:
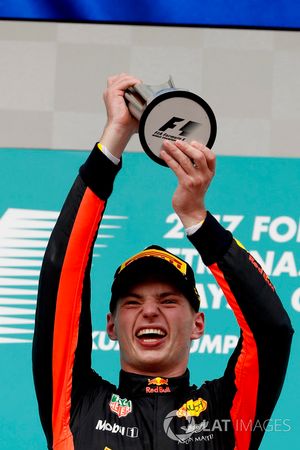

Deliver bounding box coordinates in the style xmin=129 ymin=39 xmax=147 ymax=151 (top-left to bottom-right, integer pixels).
xmin=0 ymin=148 xmax=299 ymax=449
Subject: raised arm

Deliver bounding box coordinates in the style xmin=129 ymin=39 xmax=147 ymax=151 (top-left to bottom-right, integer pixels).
xmin=160 ymin=140 xmax=294 ymax=449
xmin=32 ymin=74 xmax=139 ymax=449
xmin=190 ymin=212 xmax=293 ymax=449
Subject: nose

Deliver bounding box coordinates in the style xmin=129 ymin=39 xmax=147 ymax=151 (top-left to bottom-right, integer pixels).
xmin=142 ymin=298 xmax=160 ymax=318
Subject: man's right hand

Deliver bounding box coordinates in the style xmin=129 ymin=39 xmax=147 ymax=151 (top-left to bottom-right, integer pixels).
xmin=100 ymin=73 xmax=141 ymax=159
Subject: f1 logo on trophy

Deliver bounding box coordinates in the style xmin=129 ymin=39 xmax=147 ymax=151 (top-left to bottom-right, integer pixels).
xmin=125 ymin=77 xmax=217 ymax=167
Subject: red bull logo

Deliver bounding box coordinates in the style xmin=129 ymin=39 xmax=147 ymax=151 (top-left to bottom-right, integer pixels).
xmin=148 ymin=377 xmax=169 ymax=386
xmin=146 ymin=377 xmax=170 ymax=393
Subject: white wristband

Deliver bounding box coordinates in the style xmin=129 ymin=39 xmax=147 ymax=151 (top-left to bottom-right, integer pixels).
xmin=185 ymin=220 xmax=205 ymax=236
xmin=97 ymin=143 xmax=120 ymax=165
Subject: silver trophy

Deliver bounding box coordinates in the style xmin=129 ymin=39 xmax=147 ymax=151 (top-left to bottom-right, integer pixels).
xmin=125 ymin=77 xmax=217 ymax=167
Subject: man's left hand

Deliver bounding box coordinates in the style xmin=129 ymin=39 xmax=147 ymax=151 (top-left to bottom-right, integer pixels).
xmin=160 ymin=140 xmax=216 ymax=228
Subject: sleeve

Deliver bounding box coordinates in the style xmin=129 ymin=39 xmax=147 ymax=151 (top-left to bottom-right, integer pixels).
xmin=188 ymin=212 xmax=294 ymax=450
xmin=32 ymin=144 xmax=122 ymax=449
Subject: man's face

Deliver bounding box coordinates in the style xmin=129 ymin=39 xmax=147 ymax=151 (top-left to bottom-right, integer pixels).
xmin=107 ymin=277 xmax=204 ymax=377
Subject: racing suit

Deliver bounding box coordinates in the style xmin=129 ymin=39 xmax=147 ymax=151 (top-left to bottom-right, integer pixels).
xmin=32 ymin=144 xmax=293 ymax=450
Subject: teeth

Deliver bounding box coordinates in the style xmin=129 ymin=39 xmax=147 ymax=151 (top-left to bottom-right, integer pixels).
xmin=137 ymin=328 xmax=166 ymax=337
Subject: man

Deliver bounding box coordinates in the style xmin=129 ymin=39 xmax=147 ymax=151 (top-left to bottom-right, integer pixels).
xmin=33 ymin=74 xmax=293 ymax=450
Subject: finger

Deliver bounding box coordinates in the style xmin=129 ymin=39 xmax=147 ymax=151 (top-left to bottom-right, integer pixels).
xmin=190 ymin=140 xmax=216 ymax=174
xmin=162 ymin=140 xmax=196 ymax=175
xmin=107 ymin=74 xmax=141 ymax=90
xmin=107 ymin=73 xmax=127 ymax=86
xmin=175 ymin=139 xmax=216 ymax=176
xmin=107 ymin=73 xmax=134 ymax=86
xmin=171 ymin=140 xmax=208 ymax=172
xmin=160 ymin=149 xmax=189 ymax=183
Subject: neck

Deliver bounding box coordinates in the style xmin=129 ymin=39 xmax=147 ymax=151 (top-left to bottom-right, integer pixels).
xmin=120 ymin=360 xmax=188 ymax=378
xmin=118 ymin=368 xmax=190 ymax=398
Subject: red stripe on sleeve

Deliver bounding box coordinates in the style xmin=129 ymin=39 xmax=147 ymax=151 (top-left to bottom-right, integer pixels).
xmin=209 ymin=263 xmax=259 ymax=450
xmin=52 ymin=188 xmax=105 ymax=448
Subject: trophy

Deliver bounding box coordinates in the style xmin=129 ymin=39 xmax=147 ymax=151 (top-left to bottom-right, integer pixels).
xmin=125 ymin=77 xmax=217 ymax=167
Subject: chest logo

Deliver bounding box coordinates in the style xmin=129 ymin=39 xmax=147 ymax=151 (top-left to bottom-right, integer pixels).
xmin=148 ymin=376 xmax=168 ymax=386
xmin=146 ymin=377 xmax=171 ymax=393
xmin=109 ymin=394 xmax=132 ymax=418
xmin=176 ymin=397 xmax=207 ymax=418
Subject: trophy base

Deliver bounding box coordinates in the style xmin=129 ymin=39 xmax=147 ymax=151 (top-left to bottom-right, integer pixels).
xmin=138 ymin=90 xmax=217 ymax=167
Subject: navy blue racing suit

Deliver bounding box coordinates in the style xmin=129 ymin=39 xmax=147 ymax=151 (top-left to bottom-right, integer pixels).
xmin=33 ymin=144 xmax=293 ymax=450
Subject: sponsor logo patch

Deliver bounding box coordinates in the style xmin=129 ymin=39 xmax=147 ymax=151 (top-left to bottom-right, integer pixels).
xmin=96 ymin=420 xmax=138 ymax=438
xmin=119 ymin=249 xmax=187 ymax=275
xmin=176 ymin=398 xmax=207 ymax=418
xmin=146 ymin=377 xmax=170 ymax=394
xmin=146 ymin=385 xmax=171 ymax=394
xmin=148 ymin=376 xmax=168 ymax=386
xmin=109 ymin=394 xmax=132 ymax=418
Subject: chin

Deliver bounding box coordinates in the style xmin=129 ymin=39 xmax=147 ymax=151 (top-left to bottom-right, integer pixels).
xmin=136 ymin=354 xmax=167 ymax=372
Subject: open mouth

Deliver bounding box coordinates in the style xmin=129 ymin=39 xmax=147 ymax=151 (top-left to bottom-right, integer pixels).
xmin=136 ymin=328 xmax=167 ymax=343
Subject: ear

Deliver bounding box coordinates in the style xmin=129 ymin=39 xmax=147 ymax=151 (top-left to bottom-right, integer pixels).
xmin=106 ymin=312 xmax=118 ymax=341
xmin=190 ymin=312 xmax=205 ymax=340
